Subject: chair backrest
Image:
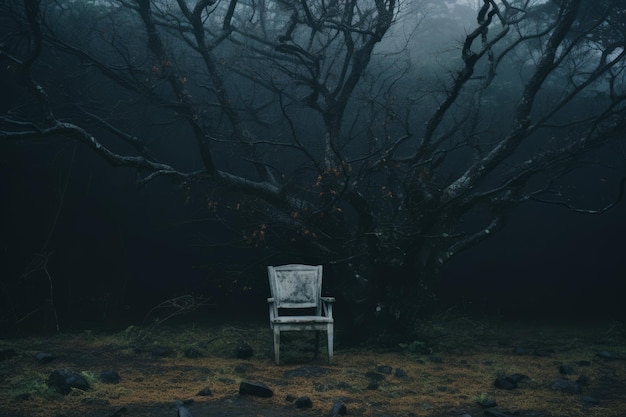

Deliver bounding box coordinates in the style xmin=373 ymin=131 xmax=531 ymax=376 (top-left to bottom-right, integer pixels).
xmin=268 ymin=264 xmax=323 ymax=309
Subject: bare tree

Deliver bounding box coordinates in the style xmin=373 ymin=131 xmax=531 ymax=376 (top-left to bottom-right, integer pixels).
xmin=1 ymin=0 xmax=625 ymax=334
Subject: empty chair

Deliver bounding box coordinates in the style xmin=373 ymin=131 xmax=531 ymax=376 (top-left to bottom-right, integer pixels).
xmin=267 ymin=264 xmax=334 ymax=364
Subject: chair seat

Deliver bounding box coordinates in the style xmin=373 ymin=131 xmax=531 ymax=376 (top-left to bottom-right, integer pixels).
xmin=272 ymin=316 xmax=333 ymax=324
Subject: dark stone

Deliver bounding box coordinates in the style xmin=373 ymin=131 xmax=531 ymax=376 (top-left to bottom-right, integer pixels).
xmin=99 ymin=370 xmax=121 ymax=384
xmin=597 ymin=350 xmax=618 ymax=360
xmin=0 ymin=349 xmax=17 ymax=361
xmin=294 ymin=396 xmax=313 ymax=409
xmin=551 ymin=379 xmax=582 ymax=394
xmin=177 ymin=405 xmax=194 ymax=417
xmin=366 ymin=381 xmax=379 ymax=390
xmin=196 ymin=387 xmax=212 ymax=396
xmin=365 ymin=371 xmax=385 ymax=381
xmin=283 ymin=367 xmax=329 ymax=378
xmin=235 ymin=340 xmax=253 ymax=359
xmin=108 ymin=407 xmax=128 ymax=417
xmin=184 ymin=347 xmax=204 ymax=358
xmin=507 ymin=373 xmax=529 ymax=383
xmin=437 ymin=386 xmax=447 ymax=392
xmin=559 ymin=365 xmax=576 ymax=375
xmin=36 ymin=352 xmax=56 ymax=364
xmin=577 ymin=360 xmax=591 ymax=366
xmin=331 ymin=400 xmax=347 ymax=416
xmin=239 ymin=381 xmax=273 ymax=398
xmin=494 ymin=375 xmax=517 ymax=390
xmin=47 ymin=368 xmax=90 ymax=395
xmin=377 ymin=365 xmax=393 ymax=374
xmin=394 ymin=368 xmax=408 ymax=378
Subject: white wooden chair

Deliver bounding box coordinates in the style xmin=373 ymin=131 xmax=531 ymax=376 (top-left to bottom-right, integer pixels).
xmin=267 ymin=264 xmax=334 ymax=365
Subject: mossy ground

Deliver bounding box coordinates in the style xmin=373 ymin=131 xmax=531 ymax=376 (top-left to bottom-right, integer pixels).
xmin=0 ymin=315 xmax=625 ymax=417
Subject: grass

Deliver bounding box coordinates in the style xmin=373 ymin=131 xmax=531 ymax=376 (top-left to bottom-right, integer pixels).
xmin=0 ymin=315 xmax=625 ymax=417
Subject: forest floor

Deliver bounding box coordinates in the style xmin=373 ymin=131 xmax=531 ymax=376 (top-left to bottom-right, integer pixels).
xmin=0 ymin=314 xmax=625 ymax=417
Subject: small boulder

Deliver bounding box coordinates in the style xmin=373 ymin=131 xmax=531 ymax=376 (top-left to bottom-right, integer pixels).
xmin=295 ymin=396 xmax=313 ymax=408
xmin=47 ymin=368 xmax=90 ymax=395
xmin=559 ymin=365 xmax=576 ymax=375
xmin=98 ymin=370 xmax=121 ymax=384
xmin=239 ymin=381 xmax=273 ymax=398
xmin=376 ymin=365 xmax=392 ymax=374
xmin=196 ymin=387 xmax=212 ymax=396
xmin=551 ymin=378 xmax=582 ymax=394
xmin=394 ymin=368 xmax=408 ymax=378
xmin=331 ymin=400 xmax=347 ymax=416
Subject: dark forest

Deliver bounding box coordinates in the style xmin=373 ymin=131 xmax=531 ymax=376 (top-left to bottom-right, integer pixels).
xmin=1 ymin=0 xmax=626 ymax=338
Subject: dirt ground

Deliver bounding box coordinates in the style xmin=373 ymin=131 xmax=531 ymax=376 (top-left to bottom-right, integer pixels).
xmin=0 ymin=315 xmax=625 ymax=417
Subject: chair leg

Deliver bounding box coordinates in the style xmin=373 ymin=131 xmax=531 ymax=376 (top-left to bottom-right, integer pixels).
xmin=327 ymin=326 xmax=334 ymax=365
xmin=314 ymin=331 xmax=320 ymax=359
xmin=273 ymin=328 xmax=281 ymax=365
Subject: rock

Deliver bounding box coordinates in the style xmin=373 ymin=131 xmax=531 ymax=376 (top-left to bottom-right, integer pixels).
xmin=377 ymin=365 xmax=393 ymax=374
xmin=108 ymin=407 xmax=128 ymax=417
xmin=177 ymin=405 xmax=194 ymax=417
xmin=551 ymin=378 xmax=582 ymax=394
xmin=494 ymin=373 xmax=528 ymax=390
xmin=35 ymin=352 xmax=56 ymax=364
xmin=196 ymin=387 xmax=212 ymax=396
xmin=597 ymin=350 xmax=618 ymax=360
xmin=506 ymin=373 xmax=529 ymax=383
xmin=366 ymin=381 xmax=379 ymax=390
xmin=331 ymin=400 xmax=347 ymax=416
xmin=394 ymin=368 xmax=408 ymax=378
xmin=99 ymin=370 xmax=121 ymax=384
xmin=295 ymin=396 xmax=313 ymax=408
xmin=365 ymin=371 xmax=385 ymax=381
xmin=235 ymin=340 xmax=253 ymax=359
xmin=494 ymin=375 xmax=516 ymax=390
xmin=47 ymin=368 xmax=90 ymax=395
xmin=239 ymin=381 xmax=273 ymax=398
xmin=559 ymin=365 xmax=576 ymax=375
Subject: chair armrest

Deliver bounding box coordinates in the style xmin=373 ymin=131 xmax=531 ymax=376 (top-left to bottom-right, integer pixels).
xmin=267 ymin=297 xmax=277 ymax=323
xmin=320 ymin=297 xmax=334 ymax=318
